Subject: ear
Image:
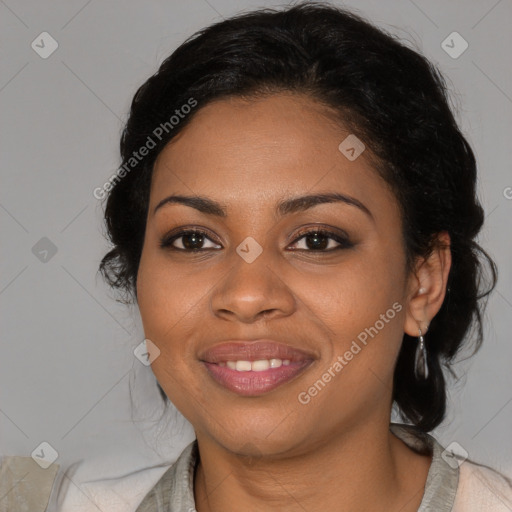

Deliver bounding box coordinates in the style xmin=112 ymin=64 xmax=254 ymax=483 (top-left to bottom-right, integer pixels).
xmin=404 ymin=231 xmax=451 ymax=337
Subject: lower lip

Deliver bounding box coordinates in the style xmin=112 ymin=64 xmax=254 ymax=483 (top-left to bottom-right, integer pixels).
xmin=202 ymin=361 xmax=313 ymax=396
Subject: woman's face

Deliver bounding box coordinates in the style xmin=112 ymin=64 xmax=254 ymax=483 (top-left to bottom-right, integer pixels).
xmin=137 ymin=92 xmax=415 ymax=456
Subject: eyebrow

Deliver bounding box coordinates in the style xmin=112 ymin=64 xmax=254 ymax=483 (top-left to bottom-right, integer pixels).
xmin=153 ymin=192 xmax=373 ymax=220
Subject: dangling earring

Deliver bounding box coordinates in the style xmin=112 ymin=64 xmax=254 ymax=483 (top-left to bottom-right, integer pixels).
xmin=414 ymin=328 xmax=429 ymax=379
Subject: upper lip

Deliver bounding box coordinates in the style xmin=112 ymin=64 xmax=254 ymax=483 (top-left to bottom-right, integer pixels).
xmin=199 ymin=340 xmax=317 ymax=363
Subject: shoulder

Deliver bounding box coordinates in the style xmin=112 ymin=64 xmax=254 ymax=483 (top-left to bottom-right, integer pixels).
xmin=54 ymin=461 xmax=174 ymax=512
xmin=54 ymin=440 xmax=197 ymax=512
xmin=389 ymin=422 xmax=512 ymax=512
xmin=453 ymin=458 xmax=512 ymax=512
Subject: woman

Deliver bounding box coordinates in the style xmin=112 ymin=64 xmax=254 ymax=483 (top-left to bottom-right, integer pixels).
xmin=98 ymin=3 xmax=512 ymax=510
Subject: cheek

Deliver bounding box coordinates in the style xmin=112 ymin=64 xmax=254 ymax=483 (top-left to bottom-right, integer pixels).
xmin=295 ymin=247 xmax=406 ymax=376
xmin=137 ymin=249 xmax=191 ymax=377
xmin=302 ymin=250 xmax=403 ymax=324
xmin=137 ymin=247 xmax=205 ymax=335
xmin=136 ymin=249 xmax=208 ymax=416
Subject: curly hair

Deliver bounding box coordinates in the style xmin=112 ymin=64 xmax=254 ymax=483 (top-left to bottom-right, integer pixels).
xmin=98 ymin=2 xmax=497 ymax=432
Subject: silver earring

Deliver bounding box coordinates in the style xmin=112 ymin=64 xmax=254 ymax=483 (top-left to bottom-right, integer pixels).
xmin=414 ymin=328 xmax=429 ymax=379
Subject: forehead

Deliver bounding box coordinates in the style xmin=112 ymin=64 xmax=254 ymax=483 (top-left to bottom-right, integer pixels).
xmin=150 ymin=93 xmax=396 ymax=216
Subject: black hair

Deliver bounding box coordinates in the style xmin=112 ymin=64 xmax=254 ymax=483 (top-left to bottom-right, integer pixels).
xmin=99 ymin=2 xmax=497 ymax=432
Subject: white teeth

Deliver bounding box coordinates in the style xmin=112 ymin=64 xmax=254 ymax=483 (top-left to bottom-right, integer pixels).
xmin=235 ymin=360 xmax=252 ymax=372
xmin=251 ymin=360 xmax=270 ymax=371
xmin=220 ymin=359 xmax=291 ymax=371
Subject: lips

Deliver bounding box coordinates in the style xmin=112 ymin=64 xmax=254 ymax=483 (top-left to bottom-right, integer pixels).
xmin=199 ymin=340 xmax=315 ymax=363
xmin=199 ymin=340 xmax=316 ymax=396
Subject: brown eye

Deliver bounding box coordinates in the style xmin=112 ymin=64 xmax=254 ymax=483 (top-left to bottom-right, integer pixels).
xmin=160 ymin=230 xmax=222 ymax=251
xmin=289 ymin=229 xmax=353 ymax=251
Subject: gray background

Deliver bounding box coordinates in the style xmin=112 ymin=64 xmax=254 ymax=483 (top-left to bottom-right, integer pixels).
xmin=1 ymin=0 xmax=511 ymax=497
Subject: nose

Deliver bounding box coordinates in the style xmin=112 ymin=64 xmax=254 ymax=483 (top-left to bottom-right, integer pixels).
xmin=209 ymin=247 xmax=296 ymax=324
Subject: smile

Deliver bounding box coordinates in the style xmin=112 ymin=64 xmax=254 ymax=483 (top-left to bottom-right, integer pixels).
xmin=219 ymin=358 xmax=290 ymax=371
xmin=203 ymin=360 xmax=312 ymax=396
xmin=199 ymin=340 xmax=316 ymax=396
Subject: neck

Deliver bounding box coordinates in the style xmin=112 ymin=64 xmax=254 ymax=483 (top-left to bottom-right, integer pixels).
xmin=193 ymin=420 xmax=431 ymax=512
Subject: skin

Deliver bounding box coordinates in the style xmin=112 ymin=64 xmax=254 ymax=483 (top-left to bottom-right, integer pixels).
xmin=136 ymin=92 xmax=451 ymax=512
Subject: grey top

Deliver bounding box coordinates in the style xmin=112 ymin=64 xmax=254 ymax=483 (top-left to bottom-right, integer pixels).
xmin=135 ymin=423 xmax=458 ymax=512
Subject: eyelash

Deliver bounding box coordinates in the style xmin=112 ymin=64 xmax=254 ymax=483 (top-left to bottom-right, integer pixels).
xmin=159 ymin=227 xmax=353 ymax=253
